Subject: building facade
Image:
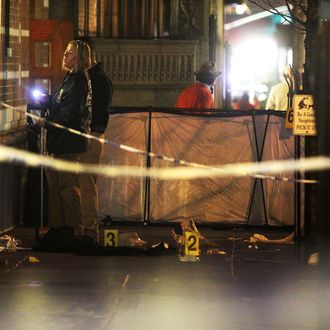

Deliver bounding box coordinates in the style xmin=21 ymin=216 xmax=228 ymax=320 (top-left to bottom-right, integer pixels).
xmin=0 ymin=0 xmax=224 ymax=231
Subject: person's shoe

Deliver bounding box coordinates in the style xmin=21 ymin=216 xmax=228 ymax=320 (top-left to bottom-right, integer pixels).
xmin=82 ymin=224 xmax=99 ymax=244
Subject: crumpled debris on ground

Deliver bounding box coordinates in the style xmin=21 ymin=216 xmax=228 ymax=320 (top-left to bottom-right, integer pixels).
xmin=307 ymin=252 xmax=319 ymax=266
xmin=228 ymin=237 xmax=242 ymax=241
xmin=0 ymin=235 xmax=21 ymax=252
xmin=171 ymin=219 xmax=220 ymax=249
xmin=119 ymin=232 xmax=147 ymax=248
xmin=206 ymin=248 xmax=227 ymax=255
xmin=151 ymin=242 xmax=169 ymax=250
xmin=179 ymin=255 xmax=200 ymax=262
xmin=4 ymin=255 xmax=40 ymax=273
xmin=28 ymin=256 xmax=40 ymax=263
xmin=246 ymin=232 xmax=294 ymax=244
xmin=172 ymin=219 xmax=223 ymax=261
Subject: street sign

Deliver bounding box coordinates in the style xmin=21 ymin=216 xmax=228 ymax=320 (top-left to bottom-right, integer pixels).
xmin=293 ymin=94 xmax=317 ymax=136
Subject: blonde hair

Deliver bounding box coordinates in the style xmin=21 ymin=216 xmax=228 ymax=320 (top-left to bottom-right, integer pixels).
xmin=63 ymin=40 xmax=92 ymax=72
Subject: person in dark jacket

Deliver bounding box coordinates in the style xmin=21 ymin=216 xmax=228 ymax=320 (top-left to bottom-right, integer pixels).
xmin=46 ymin=39 xmax=92 ymax=236
xmin=77 ymin=37 xmax=113 ymax=240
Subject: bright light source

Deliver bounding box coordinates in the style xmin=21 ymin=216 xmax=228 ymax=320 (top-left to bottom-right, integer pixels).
xmin=229 ymin=37 xmax=278 ymax=97
xmin=235 ymin=5 xmax=246 ymax=15
xmin=31 ymin=88 xmax=48 ymax=103
xmin=32 ymin=88 xmax=43 ymax=100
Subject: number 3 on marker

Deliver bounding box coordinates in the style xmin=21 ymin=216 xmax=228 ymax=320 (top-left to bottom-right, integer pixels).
xmin=104 ymin=229 xmax=119 ymax=247
xmin=184 ymin=232 xmax=200 ymax=256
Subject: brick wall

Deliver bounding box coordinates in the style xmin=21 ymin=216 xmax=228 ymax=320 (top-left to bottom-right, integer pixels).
xmin=0 ymin=0 xmax=30 ymax=132
xmin=0 ymin=1 xmax=31 ymax=231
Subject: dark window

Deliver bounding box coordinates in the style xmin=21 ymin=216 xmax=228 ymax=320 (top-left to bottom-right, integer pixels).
xmin=77 ymin=0 xmax=171 ymax=39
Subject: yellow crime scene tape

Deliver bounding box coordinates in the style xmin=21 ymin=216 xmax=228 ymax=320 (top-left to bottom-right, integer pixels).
xmin=0 ymin=102 xmax=321 ymax=183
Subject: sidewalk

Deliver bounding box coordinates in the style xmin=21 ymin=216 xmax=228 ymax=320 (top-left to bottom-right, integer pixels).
xmin=0 ymin=225 xmax=327 ymax=329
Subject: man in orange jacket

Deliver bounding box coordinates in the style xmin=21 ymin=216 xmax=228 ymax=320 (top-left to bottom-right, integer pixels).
xmin=175 ymin=62 xmax=221 ymax=109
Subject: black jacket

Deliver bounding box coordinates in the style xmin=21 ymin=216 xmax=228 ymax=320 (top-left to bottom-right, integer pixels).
xmin=88 ymin=62 xmax=113 ymax=133
xmin=46 ymin=71 xmax=89 ymax=155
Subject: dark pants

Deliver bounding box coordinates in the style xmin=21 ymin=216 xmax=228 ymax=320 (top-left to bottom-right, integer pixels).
xmin=47 ymin=153 xmax=82 ymax=235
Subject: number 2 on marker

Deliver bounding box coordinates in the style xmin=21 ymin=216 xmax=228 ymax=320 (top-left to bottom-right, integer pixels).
xmin=184 ymin=232 xmax=199 ymax=256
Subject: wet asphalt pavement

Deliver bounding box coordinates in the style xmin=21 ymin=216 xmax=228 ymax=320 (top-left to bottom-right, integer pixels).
xmin=0 ymin=225 xmax=329 ymax=329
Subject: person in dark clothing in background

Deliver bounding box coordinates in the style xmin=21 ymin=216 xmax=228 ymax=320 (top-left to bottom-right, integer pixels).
xmin=238 ymin=92 xmax=254 ymax=110
xmin=77 ymin=37 xmax=113 ymax=240
xmin=45 ymin=39 xmax=92 ymax=236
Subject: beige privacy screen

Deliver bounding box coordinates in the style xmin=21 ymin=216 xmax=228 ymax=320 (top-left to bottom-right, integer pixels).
xmin=98 ymin=110 xmax=297 ymax=226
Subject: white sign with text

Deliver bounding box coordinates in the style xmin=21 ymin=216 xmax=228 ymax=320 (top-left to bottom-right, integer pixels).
xmin=293 ymin=94 xmax=317 ymax=136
